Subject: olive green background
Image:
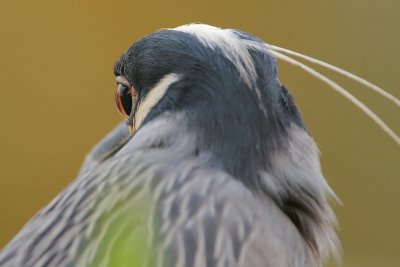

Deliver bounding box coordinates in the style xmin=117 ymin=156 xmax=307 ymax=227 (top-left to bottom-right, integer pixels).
xmin=0 ymin=0 xmax=399 ymax=266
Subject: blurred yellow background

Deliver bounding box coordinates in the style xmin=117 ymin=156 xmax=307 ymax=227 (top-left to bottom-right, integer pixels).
xmin=0 ymin=0 xmax=399 ymax=266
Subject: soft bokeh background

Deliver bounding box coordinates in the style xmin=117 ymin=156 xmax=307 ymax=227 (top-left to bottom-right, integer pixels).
xmin=0 ymin=0 xmax=399 ymax=266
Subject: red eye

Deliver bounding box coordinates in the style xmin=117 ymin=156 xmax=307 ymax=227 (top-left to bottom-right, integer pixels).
xmin=115 ymin=84 xmax=137 ymax=118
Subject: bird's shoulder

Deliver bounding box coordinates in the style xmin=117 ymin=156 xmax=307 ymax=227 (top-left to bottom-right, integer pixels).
xmin=0 ymin=150 xmax=309 ymax=267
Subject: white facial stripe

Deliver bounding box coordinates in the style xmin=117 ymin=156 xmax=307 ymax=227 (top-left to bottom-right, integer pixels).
xmin=173 ymin=24 xmax=258 ymax=88
xmin=134 ymin=73 xmax=182 ymax=130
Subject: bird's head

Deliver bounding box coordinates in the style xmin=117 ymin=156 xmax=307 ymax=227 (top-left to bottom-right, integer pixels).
xmin=113 ymin=24 xmax=305 ymax=188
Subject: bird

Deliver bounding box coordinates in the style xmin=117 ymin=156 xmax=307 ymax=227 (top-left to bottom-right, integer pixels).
xmin=0 ymin=24 xmax=339 ymax=267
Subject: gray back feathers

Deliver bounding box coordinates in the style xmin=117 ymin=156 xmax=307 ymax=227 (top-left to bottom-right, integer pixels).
xmin=0 ymin=115 xmax=338 ymax=267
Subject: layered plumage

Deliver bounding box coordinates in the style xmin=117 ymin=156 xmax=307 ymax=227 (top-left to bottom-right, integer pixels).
xmin=0 ymin=24 xmax=339 ymax=267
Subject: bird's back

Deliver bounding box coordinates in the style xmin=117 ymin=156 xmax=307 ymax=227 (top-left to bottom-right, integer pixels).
xmin=0 ymin=142 xmax=310 ymax=267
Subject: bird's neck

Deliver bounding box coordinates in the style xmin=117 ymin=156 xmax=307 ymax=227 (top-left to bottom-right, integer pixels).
xmin=125 ymin=111 xmax=339 ymax=263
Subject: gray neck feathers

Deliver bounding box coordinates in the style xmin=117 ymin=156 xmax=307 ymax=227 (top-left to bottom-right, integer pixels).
xmin=260 ymin=125 xmax=340 ymax=264
xmin=120 ymin=113 xmax=339 ymax=264
xmin=117 ymin=112 xmax=198 ymax=160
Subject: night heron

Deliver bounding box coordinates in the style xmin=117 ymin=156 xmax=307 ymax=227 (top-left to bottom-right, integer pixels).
xmin=0 ymin=24 xmax=342 ymax=267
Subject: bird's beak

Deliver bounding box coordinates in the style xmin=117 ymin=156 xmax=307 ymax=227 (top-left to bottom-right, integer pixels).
xmin=125 ymin=116 xmax=136 ymax=135
xmin=128 ymin=124 xmax=135 ymax=135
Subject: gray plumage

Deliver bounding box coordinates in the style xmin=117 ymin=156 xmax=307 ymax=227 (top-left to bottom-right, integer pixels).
xmin=0 ymin=24 xmax=339 ymax=267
